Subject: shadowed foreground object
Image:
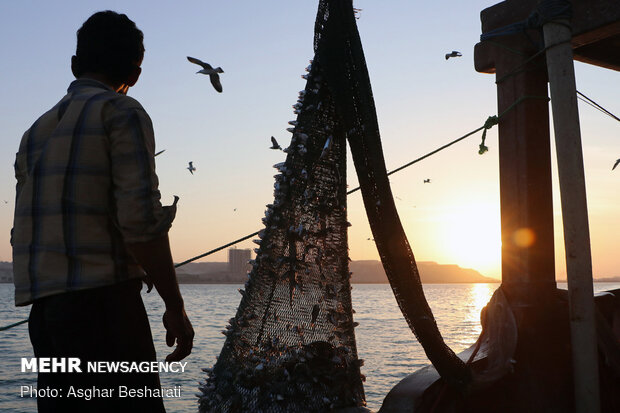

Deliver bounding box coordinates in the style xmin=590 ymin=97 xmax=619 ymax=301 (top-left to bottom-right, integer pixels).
xmin=380 ymin=288 xmax=620 ymax=412
xmin=379 ymin=0 xmax=620 ymax=411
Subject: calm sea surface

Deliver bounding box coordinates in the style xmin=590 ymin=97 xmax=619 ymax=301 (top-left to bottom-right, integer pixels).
xmin=1 ymin=282 xmax=619 ymax=412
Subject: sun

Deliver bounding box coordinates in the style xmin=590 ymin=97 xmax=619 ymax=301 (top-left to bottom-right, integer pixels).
xmin=435 ymin=202 xmax=502 ymax=278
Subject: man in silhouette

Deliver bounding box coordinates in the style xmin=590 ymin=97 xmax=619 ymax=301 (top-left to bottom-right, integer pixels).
xmin=12 ymin=11 xmax=193 ymax=412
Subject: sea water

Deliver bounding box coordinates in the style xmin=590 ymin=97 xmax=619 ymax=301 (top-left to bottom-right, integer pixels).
xmin=1 ymin=282 xmax=618 ymax=412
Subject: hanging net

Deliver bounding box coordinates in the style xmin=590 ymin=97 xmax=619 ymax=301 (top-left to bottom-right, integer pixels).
xmin=199 ymin=1 xmax=468 ymax=412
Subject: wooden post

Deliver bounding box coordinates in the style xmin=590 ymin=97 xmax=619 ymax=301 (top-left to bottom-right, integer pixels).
xmin=475 ymin=37 xmax=575 ymax=411
xmin=475 ymin=38 xmax=557 ymax=304
xmin=542 ymin=19 xmax=601 ymax=413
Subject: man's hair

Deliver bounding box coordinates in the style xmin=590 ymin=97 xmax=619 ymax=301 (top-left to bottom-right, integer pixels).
xmin=74 ymin=11 xmax=144 ymax=83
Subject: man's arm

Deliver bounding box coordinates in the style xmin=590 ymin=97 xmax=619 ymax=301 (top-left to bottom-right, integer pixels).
xmin=126 ymin=234 xmax=194 ymax=362
xmin=105 ymin=98 xmax=193 ymax=361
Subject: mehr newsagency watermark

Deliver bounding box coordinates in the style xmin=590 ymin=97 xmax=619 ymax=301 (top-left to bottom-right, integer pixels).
xmin=18 ymin=357 xmax=185 ymax=399
xmin=20 ymin=384 xmax=181 ymax=400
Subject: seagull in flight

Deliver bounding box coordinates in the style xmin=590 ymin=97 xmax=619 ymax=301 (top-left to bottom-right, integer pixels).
xmin=270 ymin=136 xmax=282 ymax=150
xmin=154 ymin=149 xmax=166 ymax=157
xmin=187 ymin=56 xmax=224 ymax=93
xmin=187 ymin=161 xmax=196 ymax=175
xmin=613 ymin=159 xmax=620 ymax=171
xmin=424 ymin=179 xmax=431 ymax=183
xmin=445 ymin=51 xmax=462 ymax=60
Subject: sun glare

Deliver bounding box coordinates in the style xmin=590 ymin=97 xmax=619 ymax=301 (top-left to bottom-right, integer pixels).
xmin=435 ymin=202 xmax=501 ymax=278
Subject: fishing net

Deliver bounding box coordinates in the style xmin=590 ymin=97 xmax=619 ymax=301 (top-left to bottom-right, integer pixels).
xmin=198 ymin=1 xmax=467 ymax=412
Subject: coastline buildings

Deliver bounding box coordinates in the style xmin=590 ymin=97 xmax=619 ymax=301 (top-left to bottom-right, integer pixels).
xmin=0 ymin=262 xmax=13 ymax=283
xmin=175 ymin=248 xmax=253 ymax=284
xmin=228 ymin=249 xmax=252 ymax=276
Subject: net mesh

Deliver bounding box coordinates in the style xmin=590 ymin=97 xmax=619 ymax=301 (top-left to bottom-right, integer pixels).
xmin=198 ymin=4 xmax=363 ymax=412
xmin=199 ymin=1 xmax=467 ymax=411
xmin=316 ymin=1 xmax=469 ymax=388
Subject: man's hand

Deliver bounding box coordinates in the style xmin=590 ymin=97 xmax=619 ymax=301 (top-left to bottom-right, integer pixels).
xmin=125 ymin=234 xmax=194 ymax=361
xmin=163 ymin=308 xmax=194 ymax=362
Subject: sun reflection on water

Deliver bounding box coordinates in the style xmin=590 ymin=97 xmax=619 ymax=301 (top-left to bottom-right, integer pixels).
xmin=465 ymin=283 xmax=496 ymax=331
xmin=470 ymin=283 xmax=496 ymax=314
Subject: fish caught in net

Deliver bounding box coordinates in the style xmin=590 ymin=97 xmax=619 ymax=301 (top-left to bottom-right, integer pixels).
xmin=198 ymin=1 xmax=468 ymax=412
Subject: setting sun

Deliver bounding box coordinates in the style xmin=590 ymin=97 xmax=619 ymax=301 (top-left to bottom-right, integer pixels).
xmin=434 ymin=202 xmax=502 ymax=278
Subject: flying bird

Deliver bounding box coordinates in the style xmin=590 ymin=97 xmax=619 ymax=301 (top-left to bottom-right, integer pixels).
xmin=187 ymin=56 xmax=224 ymax=93
xmin=154 ymin=149 xmax=166 ymax=157
xmin=424 ymin=179 xmax=431 ymax=183
xmin=613 ymin=159 xmax=620 ymax=171
xmin=270 ymin=136 xmax=282 ymax=150
xmin=445 ymin=51 xmax=462 ymax=60
xmin=187 ymin=161 xmax=196 ymax=175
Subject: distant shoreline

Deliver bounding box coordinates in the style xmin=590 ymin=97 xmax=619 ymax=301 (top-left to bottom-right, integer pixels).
xmin=1 ymin=258 xmax=619 ymax=284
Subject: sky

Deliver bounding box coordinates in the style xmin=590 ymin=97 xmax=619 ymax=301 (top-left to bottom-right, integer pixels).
xmin=0 ymin=0 xmax=618 ymax=281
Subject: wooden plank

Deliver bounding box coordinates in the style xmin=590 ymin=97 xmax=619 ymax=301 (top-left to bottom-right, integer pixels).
xmin=477 ymin=0 xmax=620 ymax=71
xmin=574 ymin=33 xmax=620 ymax=71
xmin=480 ymin=0 xmax=620 ymax=38
xmin=543 ymin=19 xmax=600 ymax=413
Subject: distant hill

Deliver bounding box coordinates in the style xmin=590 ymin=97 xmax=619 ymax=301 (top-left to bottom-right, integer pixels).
xmin=596 ymin=277 xmax=620 ymax=283
xmin=5 ymin=260 xmax=618 ymax=284
xmin=350 ymin=260 xmax=498 ymax=284
xmin=173 ymin=259 xmax=499 ymax=284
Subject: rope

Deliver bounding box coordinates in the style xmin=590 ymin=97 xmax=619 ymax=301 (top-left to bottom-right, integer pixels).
xmin=148 ymin=93 xmax=547 ymax=265
xmin=479 ymin=95 xmax=549 ymax=154
xmin=577 ymin=91 xmax=620 ymax=123
xmin=173 ymin=231 xmax=260 ymax=268
xmin=0 ymin=318 xmax=28 ymax=331
xmin=478 ymin=116 xmax=498 ymax=155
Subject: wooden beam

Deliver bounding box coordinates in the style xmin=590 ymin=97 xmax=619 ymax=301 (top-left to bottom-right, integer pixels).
xmin=574 ymin=33 xmax=620 ymax=71
xmin=480 ymin=0 xmax=620 ymax=38
xmin=477 ymin=0 xmax=620 ymax=71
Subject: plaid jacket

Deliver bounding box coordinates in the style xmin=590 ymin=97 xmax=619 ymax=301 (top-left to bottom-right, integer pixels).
xmin=12 ymin=78 xmax=176 ymax=305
